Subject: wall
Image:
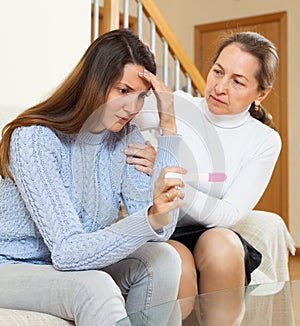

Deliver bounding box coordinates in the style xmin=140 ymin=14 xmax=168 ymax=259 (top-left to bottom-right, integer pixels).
xmin=0 ymin=0 xmax=91 ymax=131
xmin=155 ymin=0 xmax=300 ymax=247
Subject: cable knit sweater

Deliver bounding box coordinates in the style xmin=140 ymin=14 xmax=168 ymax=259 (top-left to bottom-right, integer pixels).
xmin=0 ymin=123 xmax=181 ymax=270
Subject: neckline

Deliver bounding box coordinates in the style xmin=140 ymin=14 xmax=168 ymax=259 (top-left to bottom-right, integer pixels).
xmin=202 ymin=99 xmax=251 ymax=128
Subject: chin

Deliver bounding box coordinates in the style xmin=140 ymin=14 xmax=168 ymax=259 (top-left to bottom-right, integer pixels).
xmin=109 ymin=122 xmax=125 ymax=132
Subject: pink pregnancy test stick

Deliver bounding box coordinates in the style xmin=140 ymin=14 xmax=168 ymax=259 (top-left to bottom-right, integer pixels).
xmin=165 ymin=172 xmax=227 ymax=182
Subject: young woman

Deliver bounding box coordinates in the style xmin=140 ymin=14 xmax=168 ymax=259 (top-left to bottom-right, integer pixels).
xmin=0 ymin=29 xmax=186 ymax=326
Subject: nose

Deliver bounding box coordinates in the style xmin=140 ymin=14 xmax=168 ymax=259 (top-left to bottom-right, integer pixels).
xmin=215 ymin=77 xmax=229 ymax=94
xmin=123 ymin=93 xmax=143 ymax=114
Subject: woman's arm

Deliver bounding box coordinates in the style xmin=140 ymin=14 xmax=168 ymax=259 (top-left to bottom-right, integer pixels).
xmin=121 ymin=125 xmax=183 ymax=241
xmin=180 ymin=130 xmax=282 ymax=227
xmin=9 ymin=126 xmax=184 ymax=271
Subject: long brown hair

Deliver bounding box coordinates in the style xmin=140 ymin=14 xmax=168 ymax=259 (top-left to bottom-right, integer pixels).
xmin=213 ymin=31 xmax=278 ymax=129
xmin=0 ymin=29 xmax=156 ymax=179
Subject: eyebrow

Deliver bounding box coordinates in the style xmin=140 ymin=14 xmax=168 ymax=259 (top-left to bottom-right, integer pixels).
xmin=117 ymin=81 xmax=151 ymax=93
xmin=118 ymin=82 xmax=135 ymax=91
xmin=214 ymin=62 xmax=249 ymax=82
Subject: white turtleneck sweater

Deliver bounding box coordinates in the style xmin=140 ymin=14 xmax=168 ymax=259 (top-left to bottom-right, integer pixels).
xmin=172 ymin=90 xmax=282 ymax=228
xmin=134 ymin=90 xmax=281 ymax=228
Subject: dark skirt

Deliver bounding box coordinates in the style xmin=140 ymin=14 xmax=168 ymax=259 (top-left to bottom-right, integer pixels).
xmin=170 ymin=225 xmax=262 ymax=286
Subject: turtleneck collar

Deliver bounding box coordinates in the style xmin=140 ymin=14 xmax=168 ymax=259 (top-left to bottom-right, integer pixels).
xmin=201 ymin=99 xmax=251 ymax=128
xmin=75 ymin=129 xmax=110 ymax=145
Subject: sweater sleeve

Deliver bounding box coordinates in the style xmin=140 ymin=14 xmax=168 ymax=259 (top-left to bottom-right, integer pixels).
xmin=121 ymin=125 xmax=182 ymax=241
xmin=179 ymin=129 xmax=282 ymax=227
xmin=9 ymin=126 xmax=174 ymax=270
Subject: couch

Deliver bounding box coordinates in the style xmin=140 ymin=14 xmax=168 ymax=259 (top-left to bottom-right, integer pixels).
xmin=0 ymin=210 xmax=295 ymax=325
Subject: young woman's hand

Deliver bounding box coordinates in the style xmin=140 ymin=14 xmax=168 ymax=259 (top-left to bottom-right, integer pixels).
xmin=124 ymin=141 xmax=156 ymax=176
xmin=138 ymin=70 xmax=176 ymax=135
xmin=148 ymin=166 xmax=186 ymax=230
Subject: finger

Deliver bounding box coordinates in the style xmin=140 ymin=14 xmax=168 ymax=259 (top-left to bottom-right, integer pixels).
xmin=145 ymin=140 xmax=155 ymax=149
xmin=153 ymin=199 xmax=186 ymax=215
xmin=153 ymin=166 xmax=187 ymax=198
xmin=134 ymin=165 xmax=152 ymax=176
xmin=126 ymin=157 xmax=152 ymax=167
xmin=160 ymin=166 xmax=187 ymax=186
xmin=125 ymin=148 xmax=151 ymax=158
xmin=125 ymin=143 xmax=156 ymax=157
xmin=125 ymin=147 xmax=155 ymax=161
xmin=138 ymin=70 xmax=171 ymax=92
xmin=128 ymin=142 xmax=150 ymax=150
xmin=163 ymin=187 xmax=185 ymax=202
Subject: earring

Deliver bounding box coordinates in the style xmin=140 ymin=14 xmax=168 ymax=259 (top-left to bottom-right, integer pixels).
xmin=255 ymin=102 xmax=261 ymax=112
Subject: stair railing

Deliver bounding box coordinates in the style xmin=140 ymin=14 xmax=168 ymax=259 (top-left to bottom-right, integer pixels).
xmin=93 ymin=0 xmax=205 ymax=96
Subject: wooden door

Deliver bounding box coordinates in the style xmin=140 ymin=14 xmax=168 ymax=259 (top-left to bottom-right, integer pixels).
xmin=194 ymin=12 xmax=288 ymax=224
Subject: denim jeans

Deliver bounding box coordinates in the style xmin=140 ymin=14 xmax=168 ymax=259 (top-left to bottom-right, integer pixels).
xmin=0 ymin=242 xmax=181 ymax=326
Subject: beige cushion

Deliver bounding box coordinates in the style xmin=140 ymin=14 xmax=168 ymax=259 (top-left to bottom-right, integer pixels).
xmin=232 ymin=210 xmax=295 ymax=286
xmin=0 ymin=308 xmax=74 ymax=326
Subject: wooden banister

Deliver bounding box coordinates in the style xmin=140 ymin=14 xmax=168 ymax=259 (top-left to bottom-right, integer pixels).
xmin=102 ymin=0 xmax=120 ymax=34
xmin=140 ymin=0 xmax=205 ymax=95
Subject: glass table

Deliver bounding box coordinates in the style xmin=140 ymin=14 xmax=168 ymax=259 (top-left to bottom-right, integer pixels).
xmin=115 ymin=280 xmax=299 ymax=325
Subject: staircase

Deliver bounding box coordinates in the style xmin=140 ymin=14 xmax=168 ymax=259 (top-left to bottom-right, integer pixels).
xmin=92 ymin=0 xmax=206 ymax=96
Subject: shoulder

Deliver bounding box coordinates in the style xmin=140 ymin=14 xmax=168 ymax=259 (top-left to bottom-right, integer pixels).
xmin=12 ymin=125 xmax=59 ymax=141
xmin=10 ymin=125 xmax=65 ymax=154
xmin=250 ymin=117 xmax=281 ymax=142
xmin=174 ymin=90 xmax=205 ymax=106
xmin=248 ymin=117 xmax=282 ymax=154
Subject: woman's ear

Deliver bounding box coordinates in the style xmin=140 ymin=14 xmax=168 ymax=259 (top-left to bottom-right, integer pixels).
xmin=256 ymin=86 xmax=272 ymax=104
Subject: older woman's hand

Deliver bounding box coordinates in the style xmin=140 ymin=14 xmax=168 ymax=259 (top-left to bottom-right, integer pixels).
xmin=124 ymin=141 xmax=156 ymax=176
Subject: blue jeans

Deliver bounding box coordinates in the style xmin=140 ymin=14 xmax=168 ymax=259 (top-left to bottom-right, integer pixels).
xmin=0 ymin=242 xmax=181 ymax=326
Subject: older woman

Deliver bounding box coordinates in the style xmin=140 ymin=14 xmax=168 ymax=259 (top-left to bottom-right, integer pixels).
xmin=128 ymin=31 xmax=280 ymax=310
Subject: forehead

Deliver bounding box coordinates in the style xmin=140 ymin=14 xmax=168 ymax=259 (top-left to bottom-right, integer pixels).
xmin=217 ymin=43 xmax=260 ymax=78
xmin=118 ymin=63 xmax=150 ymax=90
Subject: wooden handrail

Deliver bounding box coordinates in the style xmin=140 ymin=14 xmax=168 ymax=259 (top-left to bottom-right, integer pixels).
xmin=102 ymin=0 xmax=120 ymax=33
xmin=140 ymin=0 xmax=206 ymax=95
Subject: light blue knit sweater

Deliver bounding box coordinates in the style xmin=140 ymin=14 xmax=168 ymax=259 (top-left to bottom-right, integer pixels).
xmin=0 ymin=123 xmax=181 ymax=270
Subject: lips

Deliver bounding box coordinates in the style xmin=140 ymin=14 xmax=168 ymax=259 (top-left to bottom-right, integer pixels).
xmin=115 ymin=115 xmax=130 ymax=124
xmin=210 ymin=95 xmax=226 ymax=104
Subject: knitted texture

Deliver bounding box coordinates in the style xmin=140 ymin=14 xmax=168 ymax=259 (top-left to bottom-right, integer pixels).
xmin=0 ymin=123 xmax=181 ymax=270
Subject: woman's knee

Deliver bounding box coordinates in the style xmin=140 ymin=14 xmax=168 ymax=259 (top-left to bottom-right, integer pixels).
xmin=168 ymin=240 xmax=197 ymax=279
xmin=194 ymin=228 xmax=244 ymax=270
xmin=168 ymin=240 xmax=198 ymax=299
xmin=68 ymin=270 xmax=124 ymax=303
xmin=147 ymin=242 xmax=182 ymax=279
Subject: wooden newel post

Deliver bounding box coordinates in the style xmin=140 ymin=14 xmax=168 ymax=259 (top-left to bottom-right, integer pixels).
xmin=103 ymin=0 xmax=120 ymax=34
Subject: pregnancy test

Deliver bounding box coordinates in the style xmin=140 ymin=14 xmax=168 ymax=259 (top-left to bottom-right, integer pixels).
xmin=165 ymin=172 xmax=227 ymax=182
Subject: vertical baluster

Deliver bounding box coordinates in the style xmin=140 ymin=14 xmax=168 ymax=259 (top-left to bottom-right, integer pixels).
xmin=123 ymin=0 xmax=129 ymax=28
xmin=185 ymin=74 xmax=192 ymax=94
xmin=93 ymin=0 xmax=99 ymax=41
xmin=162 ymin=38 xmax=168 ymax=86
xmin=149 ymin=18 xmax=156 ymax=55
xmin=174 ymin=56 xmax=180 ymax=91
xmin=136 ymin=0 xmax=143 ymax=38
